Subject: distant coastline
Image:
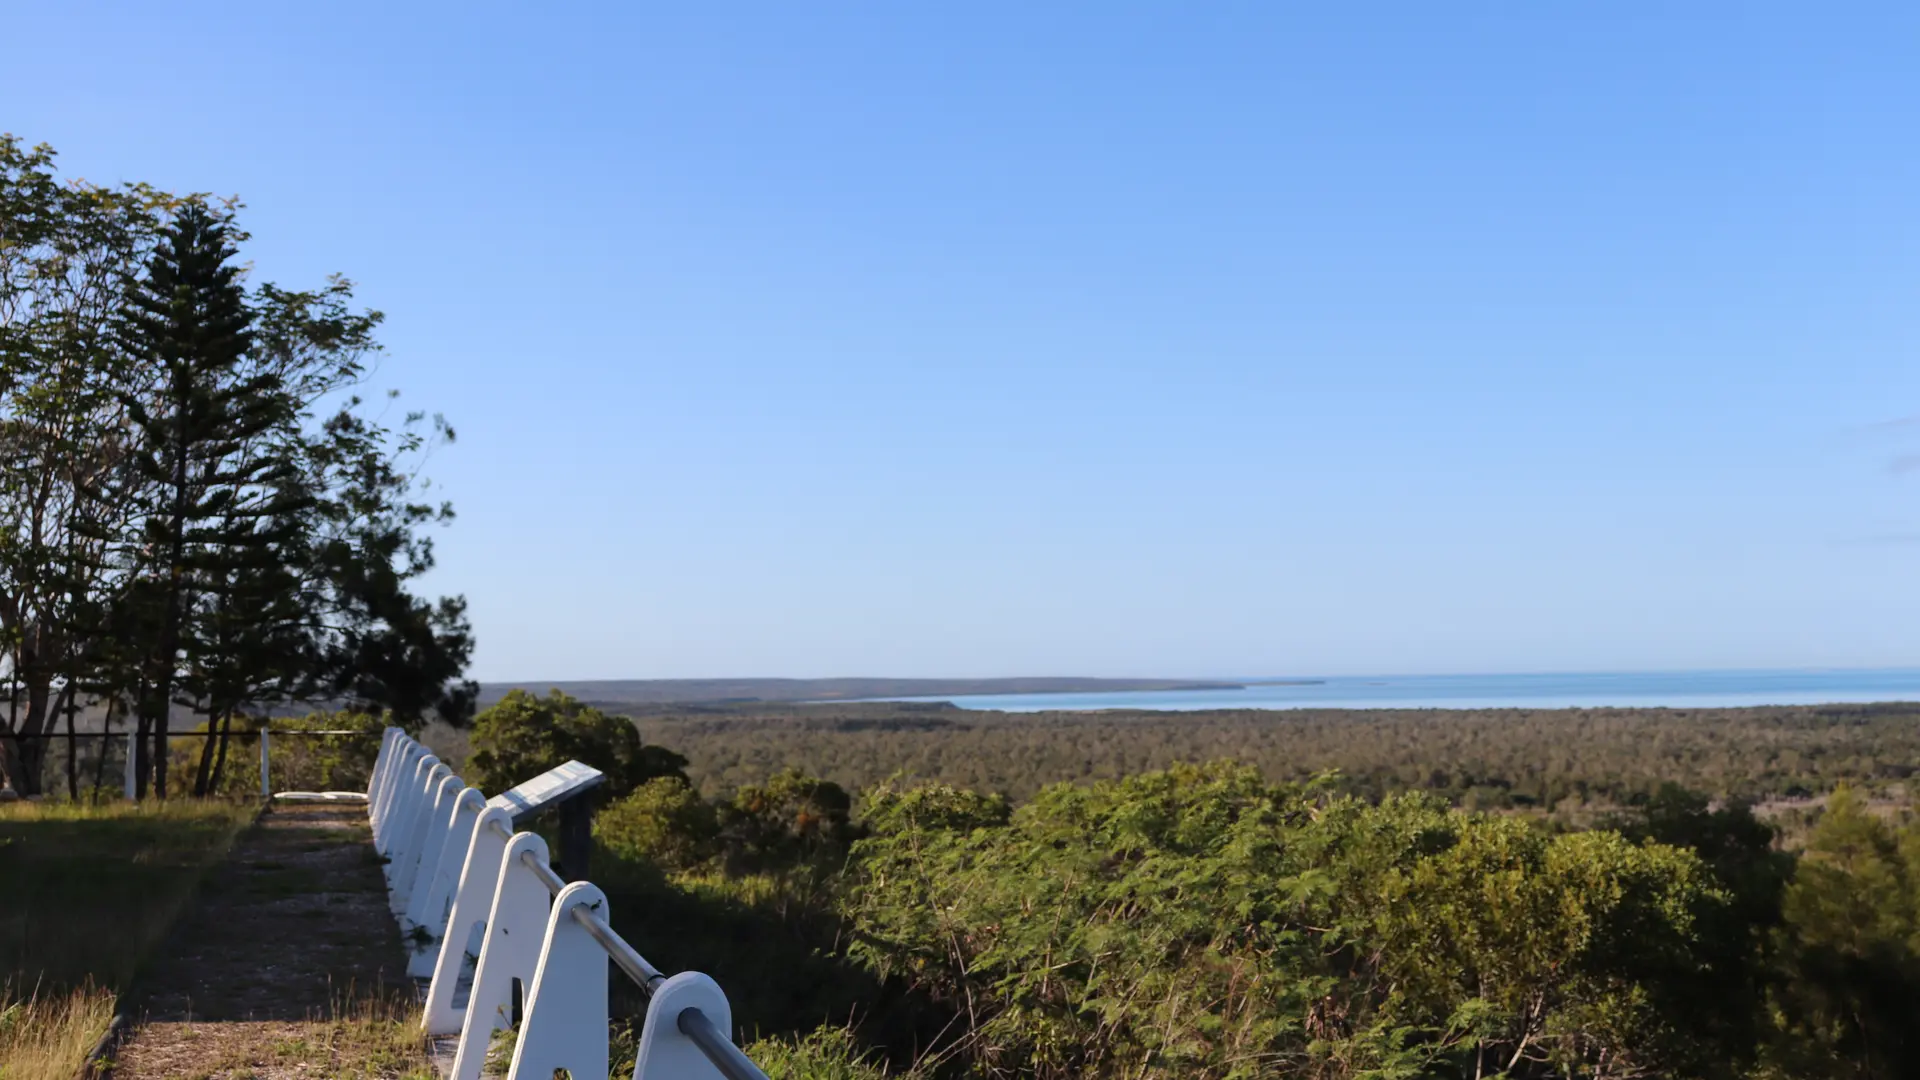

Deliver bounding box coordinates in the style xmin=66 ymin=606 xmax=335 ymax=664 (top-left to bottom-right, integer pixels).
xmin=476 ymin=676 xmax=1248 ymax=708
xmin=857 ymin=668 xmax=1920 ymax=713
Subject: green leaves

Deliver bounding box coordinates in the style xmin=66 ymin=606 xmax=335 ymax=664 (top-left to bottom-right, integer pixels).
xmin=596 ymin=776 xmax=720 ymax=872
xmin=843 ymin=764 xmax=1734 ymax=1079
xmin=466 ymin=689 xmax=686 ymax=801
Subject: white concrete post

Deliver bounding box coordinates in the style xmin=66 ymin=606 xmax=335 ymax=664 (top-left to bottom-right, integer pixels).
xmin=367 ymin=731 xmax=387 ymax=813
xmin=386 ymin=755 xmax=443 ymax=892
xmin=395 ymin=771 xmax=462 ymax=915
xmin=450 ymin=833 xmax=556 ymax=1080
xmin=630 ymin=973 xmax=736 ymax=1080
xmin=373 ymin=740 xmax=424 ymax=850
xmin=406 ymin=786 xmax=488 ymax=976
xmin=506 ymin=881 xmax=611 ymax=1080
xmin=370 ymin=729 xmax=401 ymax=811
xmin=424 ymin=806 xmax=515 ymax=1035
xmin=372 ymin=739 xmax=410 ymax=848
xmin=381 ymin=749 xmax=425 ymax=872
xmin=259 ymin=728 xmax=272 ymax=798
xmin=382 ymin=738 xmax=428 ymax=846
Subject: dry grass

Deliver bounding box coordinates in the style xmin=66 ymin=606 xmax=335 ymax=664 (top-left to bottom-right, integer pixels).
xmin=109 ymin=994 xmax=433 ymax=1080
xmin=0 ymin=983 xmax=117 ymax=1080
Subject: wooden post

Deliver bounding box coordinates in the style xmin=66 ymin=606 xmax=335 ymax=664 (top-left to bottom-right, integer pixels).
xmin=557 ymin=792 xmax=592 ymax=883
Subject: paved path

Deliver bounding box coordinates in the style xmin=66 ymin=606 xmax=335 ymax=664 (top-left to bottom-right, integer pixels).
xmin=110 ymin=803 xmax=429 ymax=1079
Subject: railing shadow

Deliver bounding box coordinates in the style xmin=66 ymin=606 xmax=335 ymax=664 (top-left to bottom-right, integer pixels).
xmin=590 ymin=846 xmax=964 ymax=1074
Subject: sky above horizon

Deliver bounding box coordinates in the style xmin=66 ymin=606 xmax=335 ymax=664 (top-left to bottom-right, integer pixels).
xmin=12 ymin=4 xmax=1920 ymax=681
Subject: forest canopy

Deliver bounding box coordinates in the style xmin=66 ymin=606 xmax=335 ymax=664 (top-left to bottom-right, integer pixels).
xmin=631 ymin=699 xmax=1920 ymax=813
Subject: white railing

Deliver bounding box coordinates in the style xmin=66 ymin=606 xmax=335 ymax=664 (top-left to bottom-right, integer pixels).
xmin=367 ymin=727 xmax=769 ymax=1080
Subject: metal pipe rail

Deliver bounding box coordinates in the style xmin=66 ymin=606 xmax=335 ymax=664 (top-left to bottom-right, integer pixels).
xmin=488 ymin=800 xmax=673 ymax=991
xmin=369 ymin=727 xmax=770 ymax=1080
xmin=496 ymin=818 xmax=746 ymax=1067
xmin=679 ymin=1006 xmax=773 ymax=1080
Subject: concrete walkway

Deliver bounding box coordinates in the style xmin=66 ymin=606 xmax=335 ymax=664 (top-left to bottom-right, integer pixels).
xmin=109 ymin=803 xmax=431 ymax=1079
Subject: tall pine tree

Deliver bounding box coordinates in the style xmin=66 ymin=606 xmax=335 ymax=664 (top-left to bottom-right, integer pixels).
xmin=117 ymin=203 xmax=294 ymax=797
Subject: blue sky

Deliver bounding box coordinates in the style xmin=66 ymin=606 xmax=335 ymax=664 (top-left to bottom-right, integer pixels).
xmin=13 ymin=4 xmax=1920 ymax=681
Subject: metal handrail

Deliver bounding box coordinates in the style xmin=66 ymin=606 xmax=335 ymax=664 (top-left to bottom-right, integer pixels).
xmin=520 ymin=847 xmax=569 ymax=895
xmin=572 ymin=905 xmax=667 ymax=988
xmin=470 ymin=781 xmax=769 ymax=1078
xmin=679 ymin=1006 xmax=770 ymax=1080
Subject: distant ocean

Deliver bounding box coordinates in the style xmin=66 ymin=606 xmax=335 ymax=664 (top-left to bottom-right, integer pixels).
xmin=879 ymin=668 xmax=1920 ymax=712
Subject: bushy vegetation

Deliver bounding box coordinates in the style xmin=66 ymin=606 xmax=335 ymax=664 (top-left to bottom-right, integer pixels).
xmin=578 ymin=752 xmax=1920 ymax=1080
xmin=166 ymin=710 xmax=391 ymax=799
xmin=451 ymin=690 xmax=1920 ymax=1076
xmin=465 ymin=689 xmax=688 ymax=801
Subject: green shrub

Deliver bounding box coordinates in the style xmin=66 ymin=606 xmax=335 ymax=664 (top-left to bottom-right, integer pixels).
xmin=1764 ymin=786 xmax=1920 ymax=1074
xmin=845 ymin=762 xmax=1737 ymax=1080
xmin=597 ymin=776 xmax=720 ymax=872
xmin=860 ymin=780 xmax=1009 ymax=835
xmin=719 ymin=768 xmax=855 ymax=872
xmin=466 ymin=689 xmax=686 ymax=800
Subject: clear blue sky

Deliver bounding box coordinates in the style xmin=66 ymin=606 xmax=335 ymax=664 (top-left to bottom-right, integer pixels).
xmin=14 ymin=4 xmax=1920 ymax=681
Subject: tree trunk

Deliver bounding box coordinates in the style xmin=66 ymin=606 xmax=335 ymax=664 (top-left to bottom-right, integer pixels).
xmin=0 ymin=667 xmax=17 ymax=793
xmin=149 ymin=443 xmax=191 ymax=802
xmin=0 ymin=732 xmax=22 ymax=795
xmin=148 ymin=634 xmax=178 ymax=800
xmin=14 ymin=674 xmax=52 ymax=796
xmin=133 ymin=708 xmax=151 ymax=801
xmin=92 ymin=695 xmax=117 ymax=798
xmin=210 ymin=711 xmax=235 ymax=794
xmin=192 ymin=706 xmax=223 ymax=797
xmin=64 ymin=681 xmax=79 ymax=801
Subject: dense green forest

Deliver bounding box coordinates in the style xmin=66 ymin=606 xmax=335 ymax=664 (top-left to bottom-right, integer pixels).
xmin=410 ymin=691 xmax=1920 ymax=1079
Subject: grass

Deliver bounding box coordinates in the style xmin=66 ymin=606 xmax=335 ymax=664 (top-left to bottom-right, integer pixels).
xmin=0 ymin=984 xmax=118 ymax=1080
xmin=0 ymin=799 xmax=254 ymax=1077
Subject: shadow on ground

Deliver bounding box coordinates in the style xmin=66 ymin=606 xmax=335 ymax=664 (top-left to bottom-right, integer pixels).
xmin=136 ymin=803 xmax=407 ymax=1022
xmin=111 ymin=804 xmax=430 ymax=1080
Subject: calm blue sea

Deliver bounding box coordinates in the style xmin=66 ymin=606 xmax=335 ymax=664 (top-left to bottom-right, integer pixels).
xmin=880 ymin=669 xmax=1920 ymax=712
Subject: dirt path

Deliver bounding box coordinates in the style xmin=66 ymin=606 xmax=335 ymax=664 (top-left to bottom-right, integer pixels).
xmin=109 ymin=802 xmax=431 ymax=1079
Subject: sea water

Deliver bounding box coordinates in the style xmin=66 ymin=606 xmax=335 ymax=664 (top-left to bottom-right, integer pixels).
xmin=881 ymin=668 xmax=1920 ymax=712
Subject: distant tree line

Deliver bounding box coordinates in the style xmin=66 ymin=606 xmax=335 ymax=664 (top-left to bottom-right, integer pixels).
xmin=0 ymin=136 xmax=473 ymax=798
xmin=632 ymin=700 xmax=1920 ymax=816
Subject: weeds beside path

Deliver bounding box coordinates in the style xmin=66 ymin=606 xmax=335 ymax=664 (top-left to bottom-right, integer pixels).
xmin=0 ymin=799 xmax=253 ymax=1080
xmin=109 ymin=803 xmax=430 ymax=1080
